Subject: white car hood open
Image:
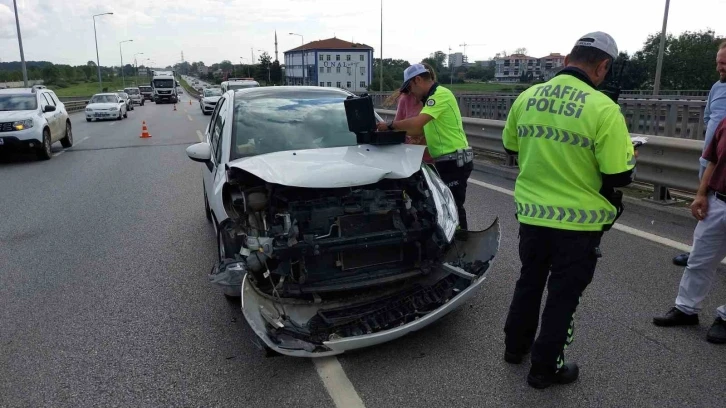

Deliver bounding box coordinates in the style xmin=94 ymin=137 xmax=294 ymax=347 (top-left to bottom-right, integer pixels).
xmin=228 ymin=144 xmax=426 ymax=188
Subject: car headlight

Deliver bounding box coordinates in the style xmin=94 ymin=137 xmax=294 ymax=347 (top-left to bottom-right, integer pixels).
xmin=421 ymin=166 xmax=459 ymax=243
xmin=107 ymin=108 xmax=117 ymax=111
xmin=12 ymin=119 xmax=33 ymax=131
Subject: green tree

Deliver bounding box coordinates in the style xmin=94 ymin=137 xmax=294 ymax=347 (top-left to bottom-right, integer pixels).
xmin=42 ymin=64 xmax=60 ymax=84
xmin=633 ymin=29 xmax=724 ymax=90
xmin=258 ymin=52 xmax=272 ymax=83
xmin=270 ymin=60 xmax=282 ymax=84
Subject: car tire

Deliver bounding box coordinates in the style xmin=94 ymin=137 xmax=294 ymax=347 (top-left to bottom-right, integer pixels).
xmin=37 ymin=128 xmax=52 ymax=161
xmin=60 ymin=121 xmax=73 ymax=148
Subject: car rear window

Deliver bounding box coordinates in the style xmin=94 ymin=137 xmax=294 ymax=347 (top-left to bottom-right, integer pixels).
xmin=0 ymin=94 xmax=38 ymax=111
xmin=125 ymin=89 xmax=140 ymax=95
xmin=90 ymin=95 xmax=117 ymax=104
xmin=139 ymin=86 xmax=152 ymax=91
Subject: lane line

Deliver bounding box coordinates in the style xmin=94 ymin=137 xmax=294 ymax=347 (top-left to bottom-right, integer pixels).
xmin=52 ymin=151 xmax=64 ymax=157
xmin=196 ymin=130 xmax=203 ymax=142
xmin=467 ymin=178 xmax=726 ymax=264
xmin=187 ymin=115 xmax=193 ymax=122
xmin=313 ymin=357 xmax=366 ymax=408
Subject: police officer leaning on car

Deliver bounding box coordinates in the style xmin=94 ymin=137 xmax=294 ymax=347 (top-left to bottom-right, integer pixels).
xmin=376 ymin=64 xmax=474 ymax=234
xmin=500 ymin=32 xmax=636 ymax=389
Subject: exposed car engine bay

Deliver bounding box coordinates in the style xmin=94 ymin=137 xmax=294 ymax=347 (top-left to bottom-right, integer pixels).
xmin=211 ymin=165 xmax=496 ymax=353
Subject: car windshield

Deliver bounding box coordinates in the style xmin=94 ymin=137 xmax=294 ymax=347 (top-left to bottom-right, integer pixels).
xmin=125 ymin=89 xmax=140 ymax=95
xmin=228 ymin=83 xmax=258 ymax=90
xmin=117 ymin=93 xmax=128 ymax=98
xmin=0 ymin=94 xmax=37 ymax=111
xmin=90 ymin=95 xmax=117 ymax=104
xmin=204 ymin=88 xmax=222 ymax=97
xmin=153 ymin=79 xmax=174 ymax=88
xmin=231 ymin=89 xmax=378 ymax=159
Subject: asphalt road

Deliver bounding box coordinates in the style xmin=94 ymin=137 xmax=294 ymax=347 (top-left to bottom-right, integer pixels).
xmin=1 ymin=93 xmax=725 ymax=407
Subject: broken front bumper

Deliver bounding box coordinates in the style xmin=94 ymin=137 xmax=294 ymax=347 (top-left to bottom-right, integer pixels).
xmin=240 ymin=218 xmax=501 ymax=357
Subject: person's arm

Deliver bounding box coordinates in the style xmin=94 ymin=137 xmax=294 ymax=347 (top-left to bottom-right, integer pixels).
xmin=502 ymin=97 xmax=521 ymax=155
xmin=595 ymin=106 xmax=636 ymax=188
xmin=692 ymin=123 xmax=723 ymax=220
xmin=704 ymin=86 xmax=713 ymax=126
xmin=378 ymin=94 xmax=438 ymax=133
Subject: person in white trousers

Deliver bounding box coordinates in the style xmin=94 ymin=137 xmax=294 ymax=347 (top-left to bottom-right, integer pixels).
xmin=653 ymin=117 xmax=726 ymax=344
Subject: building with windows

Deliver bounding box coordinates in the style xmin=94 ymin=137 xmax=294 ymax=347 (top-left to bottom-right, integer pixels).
xmin=448 ymin=52 xmax=467 ymax=68
xmin=493 ymin=52 xmax=565 ymax=82
xmin=283 ymin=38 xmax=373 ymax=92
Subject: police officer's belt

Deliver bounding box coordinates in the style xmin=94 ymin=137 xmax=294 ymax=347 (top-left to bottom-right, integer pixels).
xmin=435 ymin=147 xmax=473 ymax=166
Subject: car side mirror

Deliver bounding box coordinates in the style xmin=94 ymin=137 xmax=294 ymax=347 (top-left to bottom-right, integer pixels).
xmin=43 ymin=105 xmax=56 ymax=113
xmin=186 ymin=142 xmax=212 ymax=163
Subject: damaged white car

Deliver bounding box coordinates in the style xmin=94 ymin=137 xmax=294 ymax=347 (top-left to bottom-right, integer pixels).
xmin=186 ymin=87 xmax=500 ymax=357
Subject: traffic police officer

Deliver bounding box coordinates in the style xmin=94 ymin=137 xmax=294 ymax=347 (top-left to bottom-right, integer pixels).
xmin=501 ymin=32 xmax=636 ymax=389
xmin=377 ymin=63 xmax=473 ymax=233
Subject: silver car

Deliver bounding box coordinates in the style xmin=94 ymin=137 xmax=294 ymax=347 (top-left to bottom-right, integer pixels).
xmin=116 ymin=91 xmax=134 ymax=111
xmin=123 ymin=87 xmax=144 ymax=106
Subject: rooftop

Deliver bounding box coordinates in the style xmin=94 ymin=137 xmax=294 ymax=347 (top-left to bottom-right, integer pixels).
xmin=286 ymin=37 xmax=373 ymax=52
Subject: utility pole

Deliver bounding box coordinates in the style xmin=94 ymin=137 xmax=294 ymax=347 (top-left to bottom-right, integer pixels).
xmin=653 ymin=0 xmax=670 ymax=95
xmin=380 ymin=0 xmax=383 ymax=92
xmin=12 ymin=0 xmax=28 ymax=87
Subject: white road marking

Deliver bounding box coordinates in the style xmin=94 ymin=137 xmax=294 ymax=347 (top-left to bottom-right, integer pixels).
xmin=187 ymin=115 xmax=193 ymax=121
xmin=468 ymin=178 xmax=726 ymax=265
xmin=196 ymin=130 xmax=203 ymax=142
xmin=52 ymin=151 xmax=64 ymax=157
xmin=313 ymin=357 xmax=366 ymax=408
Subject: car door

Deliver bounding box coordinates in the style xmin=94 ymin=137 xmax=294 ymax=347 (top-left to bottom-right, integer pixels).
xmin=47 ymin=91 xmax=68 ymax=137
xmin=205 ymin=95 xmax=229 ymax=224
xmin=39 ymin=93 xmax=59 ymax=139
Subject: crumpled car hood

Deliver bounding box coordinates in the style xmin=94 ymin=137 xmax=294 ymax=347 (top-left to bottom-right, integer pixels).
xmin=227 ymin=144 xmax=426 ymax=188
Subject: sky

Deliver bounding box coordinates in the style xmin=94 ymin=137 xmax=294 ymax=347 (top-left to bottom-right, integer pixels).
xmin=2 ymin=0 xmax=726 ymax=68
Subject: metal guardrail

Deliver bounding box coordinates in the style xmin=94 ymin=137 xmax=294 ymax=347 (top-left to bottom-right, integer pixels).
xmin=64 ymin=101 xmax=88 ymax=114
xmin=377 ymin=109 xmax=703 ymax=198
xmin=373 ymin=94 xmax=708 ymax=140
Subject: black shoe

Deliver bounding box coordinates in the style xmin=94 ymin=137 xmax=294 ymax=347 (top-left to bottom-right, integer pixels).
xmin=707 ymin=317 xmax=726 ymax=344
xmin=673 ymin=252 xmax=690 ymax=266
xmin=653 ymin=307 xmax=699 ymax=327
xmin=527 ymin=363 xmax=579 ymax=389
xmin=504 ymin=347 xmax=531 ymax=364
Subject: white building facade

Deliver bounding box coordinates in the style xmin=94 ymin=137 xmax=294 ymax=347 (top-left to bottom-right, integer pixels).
xmin=448 ymin=52 xmax=467 ymax=68
xmin=284 ymin=38 xmax=374 ymax=92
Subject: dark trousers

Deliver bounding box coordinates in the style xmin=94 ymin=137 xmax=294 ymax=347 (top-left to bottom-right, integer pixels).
xmin=434 ymin=160 xmax=474 ymax=230
xmin=504 ymin=223 xmax=602 ymax=374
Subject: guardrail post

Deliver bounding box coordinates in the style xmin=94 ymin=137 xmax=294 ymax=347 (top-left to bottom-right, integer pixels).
xmin=665 ymin=104 xmax=677 ymax=136
xmin=644 ymin=184 xmax=679 ymax=206
xmin=503 ymin=154 xmax=517 ymax=168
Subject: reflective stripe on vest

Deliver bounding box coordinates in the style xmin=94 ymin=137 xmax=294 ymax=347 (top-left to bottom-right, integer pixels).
xmin=516 ymin=125 xmax=595 ymax=151
xmin=516 ymin=201 xmax=616 ymax=224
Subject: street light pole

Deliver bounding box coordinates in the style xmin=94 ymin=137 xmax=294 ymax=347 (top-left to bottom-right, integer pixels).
xmin=653 ymin=0 xmax=670 ymax=95
xmin=92 ymin=12 xmax=113 ymax=92
xmin=12 ymin=0 xmax=28 ymax=87
xmin=119 ymin=39 xmax=133 ymax=88
xmin=290 ymin=33 xmax=304 ymax=85
xmin=134 ymin=52 xmax=144 ymax=85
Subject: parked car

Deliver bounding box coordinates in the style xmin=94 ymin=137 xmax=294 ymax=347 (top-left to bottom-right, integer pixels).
xmin=138 ymin=85 xmax=153 ymax=101
xmin=185 ymin=86 xmax=500 ymax=357
xmin=116 ymin=91 xmax=134 ymax=111
xmin=124 ymin=87 xmax=144 ymax=106
xmin=0 ymin=87 xmax=73 ymax=160
xmin=85 ymin=93 xmax=127 ymax=122
xmin=199 ymin=87 xmax=222 ymax=115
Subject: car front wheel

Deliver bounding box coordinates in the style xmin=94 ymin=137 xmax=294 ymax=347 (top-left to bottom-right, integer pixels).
xmin=60 ymin=121 xmax=73 ymax=148
xmin=37 ymin=128 xmax=52 ymax=160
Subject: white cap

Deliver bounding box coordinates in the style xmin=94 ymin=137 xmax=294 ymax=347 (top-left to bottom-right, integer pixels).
xmin=574 ymin=32 xmax=619 ymax=59
xmin=400 ymin=63 xmax=430 ymax=92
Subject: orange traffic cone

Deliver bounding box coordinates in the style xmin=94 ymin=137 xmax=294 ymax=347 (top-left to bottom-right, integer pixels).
xmin=140 ymin=121 xmax=151 ymax=138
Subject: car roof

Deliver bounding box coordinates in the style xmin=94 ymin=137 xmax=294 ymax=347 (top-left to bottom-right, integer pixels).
xmin=0 ymin=88 xmax=38 ymax=95
xmin=231 ymin=85 xmax=352 ymax=99
xmin=92 ymin=93 xmax=120 ymax=97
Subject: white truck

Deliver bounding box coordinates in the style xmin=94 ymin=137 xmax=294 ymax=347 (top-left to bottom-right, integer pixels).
xmin=150 ymin=71 xmax=178 ymax=104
